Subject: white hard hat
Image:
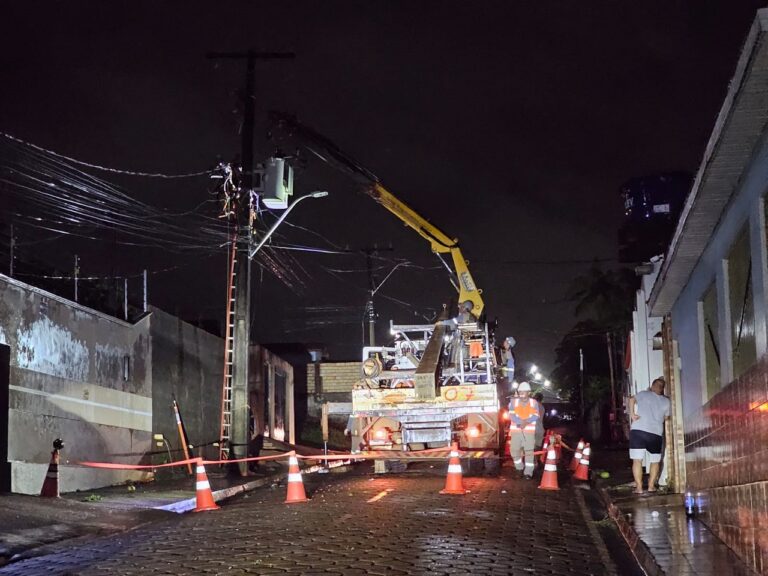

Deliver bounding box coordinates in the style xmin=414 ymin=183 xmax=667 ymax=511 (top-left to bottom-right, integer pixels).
xmin=505 ymin=336 xmax=516 ymax=347
xmin=518 ymin=382 xmax=531 ymax=392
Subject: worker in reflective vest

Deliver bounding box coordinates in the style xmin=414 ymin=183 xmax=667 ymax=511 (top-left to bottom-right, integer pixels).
xmin=509 ymin=382 xmax=540 ymax=479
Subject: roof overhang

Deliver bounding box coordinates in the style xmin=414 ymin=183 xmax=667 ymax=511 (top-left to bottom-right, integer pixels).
xmin=649 ymin=9 xmax=768 ymax=316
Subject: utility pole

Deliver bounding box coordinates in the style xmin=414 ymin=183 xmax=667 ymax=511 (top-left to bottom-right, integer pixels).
xmin=74 ymin=255 xmax=79 ymax=303
xmin=363 ymin=246 xmax=377 ymax=347
xmin=9 ymin=224 xmax=14 ymax=277
xmin=208 ymin=50 xmax=294 ymax=476
xmin=361 ymin=244 xmax=394 ymax=347
xmin=142 ymin=269 xmax=148 ymax=313
xmin=123 ymin=277 xmax=128 ymax=321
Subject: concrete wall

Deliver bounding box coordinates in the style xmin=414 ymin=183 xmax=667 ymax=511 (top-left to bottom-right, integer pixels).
xmin=0 ymin=275 xmax=297 ymax=493
xmin=149 ymin=307 xmax=223 ymax=463
xmin=0 ymin=274 xmax=152 ymax=494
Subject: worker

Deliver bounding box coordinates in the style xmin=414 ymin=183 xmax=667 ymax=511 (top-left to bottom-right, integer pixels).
xmin=508 ymin=382 xmax=540 ymax=479
xmin=500 ymin=336 xmax=516 ymax=380
xmin=455 ymin=300 xmax=477 ymax=324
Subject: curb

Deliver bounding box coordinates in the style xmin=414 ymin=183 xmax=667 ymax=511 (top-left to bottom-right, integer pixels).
xmin=155 ymin=461 xmax=356 ymax=513
xmin=593 ymin=479 xmax=666 ymax=576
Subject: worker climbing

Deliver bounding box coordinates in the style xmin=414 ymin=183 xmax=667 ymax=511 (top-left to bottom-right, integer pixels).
xmin=508 ymin=382 xmax=540 ymax=479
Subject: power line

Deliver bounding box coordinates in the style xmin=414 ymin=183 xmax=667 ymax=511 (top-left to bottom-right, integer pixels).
xmin=0 ymin=132 xmax=211 ymax=179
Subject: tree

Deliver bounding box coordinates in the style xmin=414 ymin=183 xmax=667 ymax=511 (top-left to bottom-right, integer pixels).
xmin=554 ymin=264 xmax=636 ymax=437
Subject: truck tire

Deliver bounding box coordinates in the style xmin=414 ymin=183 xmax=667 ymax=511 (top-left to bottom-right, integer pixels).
xmin=483 ymin=457 xmax=501 ymax=476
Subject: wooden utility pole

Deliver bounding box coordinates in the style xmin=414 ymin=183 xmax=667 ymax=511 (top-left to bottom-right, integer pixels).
xmin=208 ymin=50 xmax=294 ymax=476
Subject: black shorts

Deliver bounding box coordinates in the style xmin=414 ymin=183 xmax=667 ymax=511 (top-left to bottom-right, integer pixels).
xmin=629 ymin=429 xmax=663 ymax=462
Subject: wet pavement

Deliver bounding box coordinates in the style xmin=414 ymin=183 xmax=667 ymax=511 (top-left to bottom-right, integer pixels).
xmin=627 ymin=504 xmax=755 ymax=575
xmin=0 ymin=461 xmax=629 ymax=575
xmin=592 ymin=445 xmax=757 ymax=576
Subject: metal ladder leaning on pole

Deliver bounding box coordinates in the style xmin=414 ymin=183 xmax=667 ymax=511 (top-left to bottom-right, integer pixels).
xmin=219 ymin=233 xmax=238 ymax=462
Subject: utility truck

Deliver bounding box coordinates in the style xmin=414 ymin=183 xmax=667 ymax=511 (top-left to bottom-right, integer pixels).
xmin=271 ymin=113 xmax=506 ymax=467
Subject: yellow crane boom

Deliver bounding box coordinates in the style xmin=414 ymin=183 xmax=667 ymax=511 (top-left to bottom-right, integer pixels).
xmin=366 ymin=182 xmax=483 ymax=316
xmin=269 ymin=111 xmax=484 ymax=316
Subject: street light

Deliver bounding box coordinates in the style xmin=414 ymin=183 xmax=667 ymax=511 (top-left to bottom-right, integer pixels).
xmin=544 ymin=379 xmax=551 ymax=388
xmin=249 ymin=191 xmax=329 ymax=259
xmin=533 ymin=371 xmax=543 ymax=381
xmin=529 ymin=364 xmax=538 ymax=375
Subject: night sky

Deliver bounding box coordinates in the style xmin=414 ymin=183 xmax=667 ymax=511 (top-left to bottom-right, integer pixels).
xmin=0 ymin=1 xmax=764 ymax=371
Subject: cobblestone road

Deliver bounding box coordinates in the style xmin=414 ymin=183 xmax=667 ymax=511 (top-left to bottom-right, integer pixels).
xmin=0 ymin=463 xmax=620 ymax=575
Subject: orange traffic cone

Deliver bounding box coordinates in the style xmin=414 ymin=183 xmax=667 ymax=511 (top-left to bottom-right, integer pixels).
xmin=285 ymin=452 xmax=308 ymax=504
xmin=540 ymin=431 xmax=551 ymax=464
xmin=40 ymin=448 xmax=61 ymax=498
xmin=573 ymin=443 xmax=591 ymax=481
xmin=538 ymin=446 xmax=559 ymax=491
xmin=440 ymin=442 xmax=468 ymax=495
xmin=193 ymin=459 xmax=220 ymax=512
xmin=570 ymin=439 xmax=585 ymax=472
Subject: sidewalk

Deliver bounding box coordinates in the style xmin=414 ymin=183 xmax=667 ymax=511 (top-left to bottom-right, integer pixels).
xmin=0 ymin=449 xmax=348 ymax=567
xmin=591 ymin=445 xmax=756 ymax=576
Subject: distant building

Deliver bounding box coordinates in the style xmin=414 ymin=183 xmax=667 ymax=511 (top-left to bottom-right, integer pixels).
xmin=618 ymin=172 xmax=691 ymax=263
xmin=649 ymin=10 xmax=768 ymax=573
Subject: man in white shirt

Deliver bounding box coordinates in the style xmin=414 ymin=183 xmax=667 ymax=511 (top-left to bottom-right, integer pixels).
xmin=628 ymin=377 xmax=670 ymax=494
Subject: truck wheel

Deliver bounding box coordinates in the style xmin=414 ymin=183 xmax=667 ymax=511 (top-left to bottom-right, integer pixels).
xmin=483 ymin=457 xmax=501 ymax=476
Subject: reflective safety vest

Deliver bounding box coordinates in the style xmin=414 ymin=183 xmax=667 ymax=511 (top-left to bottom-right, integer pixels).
xmin=509 ymin=398 xmax=539 ymax=432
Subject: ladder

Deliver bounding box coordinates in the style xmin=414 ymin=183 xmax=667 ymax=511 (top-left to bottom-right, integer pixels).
xmin=219 ymin=233 xmax=238 ymax=461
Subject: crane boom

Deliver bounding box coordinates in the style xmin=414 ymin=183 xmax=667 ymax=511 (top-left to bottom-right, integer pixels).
xmin=270 ymin=112 xmax=484 ymax=316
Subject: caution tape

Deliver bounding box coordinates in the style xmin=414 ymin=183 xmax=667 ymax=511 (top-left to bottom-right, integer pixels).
xmin=77 ymin=446 xmax=498 ymax=471
xmin=77 ymin=457 xmax=202 ymax=470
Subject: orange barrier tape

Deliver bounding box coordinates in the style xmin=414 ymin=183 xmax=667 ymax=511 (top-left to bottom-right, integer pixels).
xmin=202 ymin=452 xmax=292 ymax=466
xmin=78 ymin=457 xmax=201 ymax=470
xmin=77 ymin=445 xmax=498 ymax=471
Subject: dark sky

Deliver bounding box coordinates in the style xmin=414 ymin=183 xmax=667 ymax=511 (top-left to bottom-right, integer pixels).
xmin=0 ymin=1 xmax=765 ymax=371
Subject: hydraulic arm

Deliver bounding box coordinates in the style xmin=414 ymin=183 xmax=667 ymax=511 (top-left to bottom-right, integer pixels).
xmin=269 ymin=112 xmax=484 ymax=316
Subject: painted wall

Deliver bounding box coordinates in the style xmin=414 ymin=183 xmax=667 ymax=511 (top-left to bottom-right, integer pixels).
xmin=666 ymin=95 xmax=768 ymax=575
xmin=670 ymin=131 xmax=768 ymax=418
xmin=0 ymin=275 xmax=152 ymax=493
xmin=149 ymin=307 xmax=223 ymax=463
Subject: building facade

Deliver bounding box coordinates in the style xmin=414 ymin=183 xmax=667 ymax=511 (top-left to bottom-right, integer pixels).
xmin=650 ymin=10 xmax=768 ymax=572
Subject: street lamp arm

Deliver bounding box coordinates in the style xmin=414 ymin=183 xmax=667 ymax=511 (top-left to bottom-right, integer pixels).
xmin=248 ymin=191 xmax=328 ymax=259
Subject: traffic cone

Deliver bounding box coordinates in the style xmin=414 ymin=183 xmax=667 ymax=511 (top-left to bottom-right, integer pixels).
xmin=193 ymin=459 xmax=220 ymax=512
xmin=540 ymin=431 xmax=551 ymax=464
xmin=285 ymin=452 xmax=308 ymax=504
xmin=440 ymin=442 xmax=468 ymax=495
xmin=570 ymin=439 xmax=585 ymax=472
xmin=538 ymin=446 xmax=559 ymax=491
xmin=40 ymin=449 xmax=60 ymax=498
xmin=573 ymin=443 xmax=591 ymax=481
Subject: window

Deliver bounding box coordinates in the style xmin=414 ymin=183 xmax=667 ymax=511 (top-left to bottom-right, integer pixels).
xmin=729 ymin=226 xmax=756 ymax=378
xmin=702 ymin=282 xmax=720 ymax=400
